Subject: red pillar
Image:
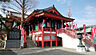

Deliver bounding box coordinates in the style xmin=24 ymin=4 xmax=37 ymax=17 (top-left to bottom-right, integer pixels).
xmin=50 ymin=36 xmax=52 ymax=47
xmin=56 ymin=36 xmax=57 ymax=46
xmin=42 ymin=34 xmax=44 ymax=48
xmin=42 ymin=19 xmax=45 ymax=48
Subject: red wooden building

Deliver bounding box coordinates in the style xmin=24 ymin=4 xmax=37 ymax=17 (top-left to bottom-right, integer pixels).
xmin=6 ymin=5 xmax=75 ymax=48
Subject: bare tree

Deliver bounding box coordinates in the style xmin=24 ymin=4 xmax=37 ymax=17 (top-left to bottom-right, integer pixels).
xmin=1 ymin=0 xmax=38 ymax=28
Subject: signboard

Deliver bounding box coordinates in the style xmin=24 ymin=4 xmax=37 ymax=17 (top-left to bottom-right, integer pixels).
xmin=7 ymin=28 xmax=21 ymax=40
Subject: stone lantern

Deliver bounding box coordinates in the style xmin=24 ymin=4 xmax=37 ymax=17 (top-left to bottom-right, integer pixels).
xmin=76 ymin=34 xmax=85 ymax=52
xmin=77 ymin=35 xmax=85 ymax=47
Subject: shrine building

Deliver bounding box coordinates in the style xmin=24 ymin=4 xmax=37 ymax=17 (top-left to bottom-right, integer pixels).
xmin=6 ymin=5 xmax=76 ymax=48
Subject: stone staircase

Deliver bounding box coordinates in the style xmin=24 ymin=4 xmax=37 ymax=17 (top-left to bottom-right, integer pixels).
xmin=6 ymin=40 xmax=20 ymax=48
xmin=26 ymin=36 xmax=36 ymax=48
xmin=82 ymin=34 xmax=93 ymax=47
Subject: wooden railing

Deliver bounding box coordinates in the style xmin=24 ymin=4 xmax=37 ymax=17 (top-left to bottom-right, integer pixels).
xmin=32 ymin=28 xmax=77 ymax=38
xmin=56 ymin=28 xmax=94 ymax=47
xmin=82 ymin=34 xmax=93 ymax=47
xmin=57 ymin=28 xmax=77 ymax=38
xmin=43 ymin=27 xmax=55 ymax=32
xmin=33 ymin=27 xmax=55 ymax=33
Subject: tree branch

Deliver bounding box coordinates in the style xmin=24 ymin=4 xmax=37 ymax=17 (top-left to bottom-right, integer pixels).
xmin=3 ymin=5 xmax=21 ymax=13
xmin=20 ymin=0 xmax=22 ymax=3
xmin=15 ymin=0 xmax=22 ymax=7
xmin=10 ymin=2 xmax=22 ymax=10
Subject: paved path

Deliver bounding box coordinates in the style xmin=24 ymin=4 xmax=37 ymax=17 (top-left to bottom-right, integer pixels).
xmin=0 ymin=47 xmax=96 ymax=55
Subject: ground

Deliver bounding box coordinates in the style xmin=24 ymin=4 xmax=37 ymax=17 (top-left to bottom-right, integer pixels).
xmin=0 ymin=47 xmax=96 ymax=55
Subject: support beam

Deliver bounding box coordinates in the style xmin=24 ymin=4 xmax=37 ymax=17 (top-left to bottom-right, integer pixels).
xmin=50 ymin=36 xmax=52 ymax=47
xmin=42 ymin=19 xmax=45 ymax=48
xmin=42 ymin=32 xmax=44 ymax=48
xmin=50 ymin=24 xmax=52 ymax=47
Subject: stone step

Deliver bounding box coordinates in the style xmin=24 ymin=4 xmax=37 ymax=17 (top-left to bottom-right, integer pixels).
xmin=6 ymin=40 xmax=20 ymax=48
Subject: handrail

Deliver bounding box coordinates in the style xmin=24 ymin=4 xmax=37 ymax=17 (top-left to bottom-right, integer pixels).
xmin=82 ymin=34 xmax=93 ymax=47
xmin=57 ymin=28 xmax=94 ymax=47
xmin=57 ymin=28 xmax=77 ymax=38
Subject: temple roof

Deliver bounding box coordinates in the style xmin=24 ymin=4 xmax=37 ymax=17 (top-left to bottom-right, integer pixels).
xmin=26 ymin=5 xmax=74 ymax=21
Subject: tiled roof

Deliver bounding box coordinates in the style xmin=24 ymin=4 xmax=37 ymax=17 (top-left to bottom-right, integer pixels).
xmin=35 ymin=10 xmax=74 ymax=20
xmin=36 ymin=5 xmax=54 ymax=11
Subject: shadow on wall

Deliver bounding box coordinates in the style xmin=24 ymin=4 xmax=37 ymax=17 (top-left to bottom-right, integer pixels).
xmin=0 ymin=49 xmax=17 ymax=55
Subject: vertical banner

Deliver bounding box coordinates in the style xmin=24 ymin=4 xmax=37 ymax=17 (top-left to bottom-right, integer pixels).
xmin=21 ymin=28 xmax=25 ymax=47
xmin=91 ymin=27 xmax=96 ymax=42
xmin=42 ymin=19 xmax=45 ymax=28
xmin=73 ymin=24 xmax=75 ymax=29
xmin=83 ymin=24 xmax=86 ymax=34
xmin=92 ymin=27 xmax=96 ymax=51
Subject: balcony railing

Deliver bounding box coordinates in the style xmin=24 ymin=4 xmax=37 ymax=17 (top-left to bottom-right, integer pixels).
xmin=43 ymin=27 xmax=55 ymax=32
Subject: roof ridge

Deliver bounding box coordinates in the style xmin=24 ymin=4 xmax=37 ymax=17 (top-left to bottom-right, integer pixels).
xmin=36 ymin=5 xmax=54 ymax=11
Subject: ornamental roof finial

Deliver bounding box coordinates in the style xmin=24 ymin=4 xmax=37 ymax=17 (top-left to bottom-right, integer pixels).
xmin=53 ymin=4 xmax=55 ymax=8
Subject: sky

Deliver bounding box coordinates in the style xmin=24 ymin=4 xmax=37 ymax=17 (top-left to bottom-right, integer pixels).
xmin=36 ymin=0 xmax=96 ymax=27
xmin=0 ymin=0 xmax=96 ymax=27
